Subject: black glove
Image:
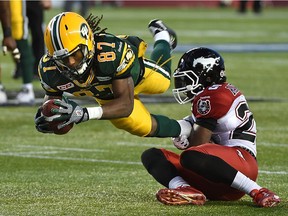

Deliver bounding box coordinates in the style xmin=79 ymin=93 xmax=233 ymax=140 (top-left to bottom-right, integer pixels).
xmin=34 ymin=106 xmax=54 ymax=133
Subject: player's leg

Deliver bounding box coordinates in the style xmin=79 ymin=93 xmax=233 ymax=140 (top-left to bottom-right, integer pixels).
xmin=96 ymin=96 xmax=189 ymax=137
xmin=134 ymin=63 xmax=170 ymax=95
xmin=238 ymin=0 xmax=248 ymax=13
xmin=180 ymin=144 xmax=280 ymax=207
xmin=108 ymin=97 xmax=182 ymax=137
xmin=141 ymin=148 xmax=206 ymax=205
xmin=27 ymin=1 xmax=45 ymax=78
xmin=10 ymin=0 xmax=35 ymax=105
xmin=148 ymin=19 xmax=177 ymax=75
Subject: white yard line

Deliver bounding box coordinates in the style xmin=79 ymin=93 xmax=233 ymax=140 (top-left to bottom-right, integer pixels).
xmin=17 ymin=144 xmax=107 ymax=152
xmin=0 ymin=152 xmax=141 ymax=165
xmin=0 ymin=151 xmax=287 ymax=175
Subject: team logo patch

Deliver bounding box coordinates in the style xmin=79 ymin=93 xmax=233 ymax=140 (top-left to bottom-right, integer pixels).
xmin=80 ymin=23 xmax=89 ymax=39
xmin=117 ymin=48 xmax=134 ymax=72
xmin=193 ymin=56 xmax=220 ymax=72
xmin=197 ymin=98 xmax=211 ymax=115
xmin=57 ymin=82 xmax=74 ymax=91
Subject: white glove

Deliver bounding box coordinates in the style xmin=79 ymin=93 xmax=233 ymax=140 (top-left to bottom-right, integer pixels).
xmin=172 ymin=135 xmax=190 ymax=150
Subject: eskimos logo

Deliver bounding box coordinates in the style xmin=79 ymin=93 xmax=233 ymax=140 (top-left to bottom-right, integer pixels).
xmin=80 ymin=23 xmax=89 ymax=39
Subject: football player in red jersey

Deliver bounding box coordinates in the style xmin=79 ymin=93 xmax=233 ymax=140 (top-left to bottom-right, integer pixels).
xmin=35 ymin=12 xmax=192 ymax=138
xmin=141 ymin=47 xmax=281 ymax=207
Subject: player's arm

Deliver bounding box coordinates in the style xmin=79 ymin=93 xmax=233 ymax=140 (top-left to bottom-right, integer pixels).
xmin=0 ymin=1 xmax=13 ymax=42
xmin=172 ymin=117 xmax=214 ymax=150
xmin=101 ymin=76 xmax=134 ymax=119
xmin=44 ymin=76 xmax=134 ymax=129
xmin=0 ymin=1 xmax=20 ymax=60
xmin=188 ymin=123 xmax=213 ymax=146
xmin=49 ymin=38 xmax=135 ymax=127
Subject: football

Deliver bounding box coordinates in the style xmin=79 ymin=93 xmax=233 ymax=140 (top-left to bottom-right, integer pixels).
xmin=41 ymin=99 xmax=74 ymax=135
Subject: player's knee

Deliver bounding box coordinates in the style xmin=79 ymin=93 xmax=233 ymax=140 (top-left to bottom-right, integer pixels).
xmin=180 ymin=150 xmax=207 ymax=172
xmin=141 ymin=148 xmax=164 ymax=171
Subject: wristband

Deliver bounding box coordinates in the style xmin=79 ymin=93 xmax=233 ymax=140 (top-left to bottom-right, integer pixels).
xmin=3 ymin=27 xmax=12 ymax=37
xmin=87 ymin=107 xmax=103 ymax=120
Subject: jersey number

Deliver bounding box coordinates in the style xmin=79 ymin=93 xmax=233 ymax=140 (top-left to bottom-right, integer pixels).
xmin=231 ymin=102 xmax=256 ymax=143
xmin=97 ymin=42 xmax=116 ymax=62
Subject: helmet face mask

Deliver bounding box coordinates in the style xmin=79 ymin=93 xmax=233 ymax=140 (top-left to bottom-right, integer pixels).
xmin=173 ymin=47 xmax=226 ymax=104
xmin=172 ymin=69 xmax=203 ymax=104
xmin=45 ymin=12 xmax=95 ymax=85
xmin=53 ymin=44 xmax=93 ymax=80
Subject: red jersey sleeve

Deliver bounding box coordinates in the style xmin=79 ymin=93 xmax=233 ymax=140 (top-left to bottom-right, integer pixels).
xmin=192 ymin=83 xmax=242 ymax=120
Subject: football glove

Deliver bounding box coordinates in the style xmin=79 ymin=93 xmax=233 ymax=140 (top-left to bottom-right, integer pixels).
xmin=172 ymin=135 xmax=190 ymax=150
xmin=52 ymin=98 xmax=89 ymax=129
xmin=172 ymin=115 xmax=195 ymax=150
xmin=34 ymin=106 xmax=54 ymax=133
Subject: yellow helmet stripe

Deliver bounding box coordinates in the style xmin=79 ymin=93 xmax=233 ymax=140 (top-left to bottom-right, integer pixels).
xmin=50 ymin=13 xmax=64 ymax=53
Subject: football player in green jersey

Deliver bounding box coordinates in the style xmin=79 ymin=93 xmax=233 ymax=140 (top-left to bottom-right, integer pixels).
xmin=35 ymin=12 xmax=192 ymax=138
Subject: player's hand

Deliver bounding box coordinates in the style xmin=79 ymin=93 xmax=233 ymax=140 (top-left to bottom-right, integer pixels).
xmin=2 ymin=37 xmax=21 ymax=62
xmin=52 ymin=98 xmax=89 ymax=129
xmin=3 ymin=46 xmax=21 ymax=62
xmin=172 ymin=135 xmax=190 ymax=150
xmin=34 ymin=106 xmax=54 ymax=133
xmin=11 ymin=48 xmax=21 ymax=62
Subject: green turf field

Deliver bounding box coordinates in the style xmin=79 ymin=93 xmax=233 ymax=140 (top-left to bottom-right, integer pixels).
xmin=0 ymin=6 xmax=287 ymax=215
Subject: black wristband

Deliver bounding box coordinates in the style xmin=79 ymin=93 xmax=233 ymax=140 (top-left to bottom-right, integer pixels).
xmin=3 ymin=27 xmax=12 ymax=37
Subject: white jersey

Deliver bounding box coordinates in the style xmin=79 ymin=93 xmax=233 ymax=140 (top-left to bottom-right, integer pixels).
xmin=192 ymin=83 xmax=257 ymax=156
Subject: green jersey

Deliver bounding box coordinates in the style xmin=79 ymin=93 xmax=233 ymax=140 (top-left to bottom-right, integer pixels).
xmin=39 ymin=34 xmax=146 ymax=100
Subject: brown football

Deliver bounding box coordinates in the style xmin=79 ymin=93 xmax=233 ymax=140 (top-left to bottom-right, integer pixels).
xmin=41 ymin=99 xmax=74 ymax=135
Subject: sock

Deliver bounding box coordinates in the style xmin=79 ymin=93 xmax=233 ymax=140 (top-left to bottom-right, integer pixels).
xmin=153 ymin=31 xmax=170 ymax=43
xmin=169 ymin=176 xmax=190 ymax=189
xmin=150 ymin=40 xmax=171 ymax=73
xmin=231 ymin=171 xmax=261 ymax=194
xmin=151 ymin=114 xmax=181 ymax=137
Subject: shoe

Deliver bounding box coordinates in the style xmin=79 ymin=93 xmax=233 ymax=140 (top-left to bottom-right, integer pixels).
xmin=0 ymin=85 xmax=8 ymax=104
xmin=250 ymin=188 xmax=281 ymax=207
xmin=156 ymin=186 xmax=206 ymax=205
xmin=148 ymin=19 xmax=177 ymax=50
xmin=16 ymin=87 xmax=35 ymax=105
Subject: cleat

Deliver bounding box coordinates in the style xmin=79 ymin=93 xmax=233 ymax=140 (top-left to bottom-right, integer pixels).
xmin=250 ymin=188 xmax=281 ymax=207
xmin=16 ymin=87 xmax=35 ymax=105
xmin=156 ymin=186 xmax=206 ymax=205
xmin=148 ymin=19 xmax=177 ymax=50
xmin=0 ymin=85 xmax=8 ymax=104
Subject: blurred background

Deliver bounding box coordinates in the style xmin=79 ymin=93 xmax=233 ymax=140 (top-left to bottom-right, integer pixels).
xmin=0 ymin=2 xmax=287 ymax=215
xmin=0 ymin=0 xmax=288 ymax=105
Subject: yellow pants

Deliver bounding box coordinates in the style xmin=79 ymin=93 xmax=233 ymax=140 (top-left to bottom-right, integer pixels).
xmin=97 ymin=66 xmax=170 ymax=136
xmin=10 ymin=0 xmax=28 ymax=40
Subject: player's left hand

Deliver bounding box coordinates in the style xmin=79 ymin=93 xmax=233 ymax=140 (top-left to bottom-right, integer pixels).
xmin=34 ymin=106 xmax=54 ymax=133
xmin=52 ymin=98 xmax=89 ymax=129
